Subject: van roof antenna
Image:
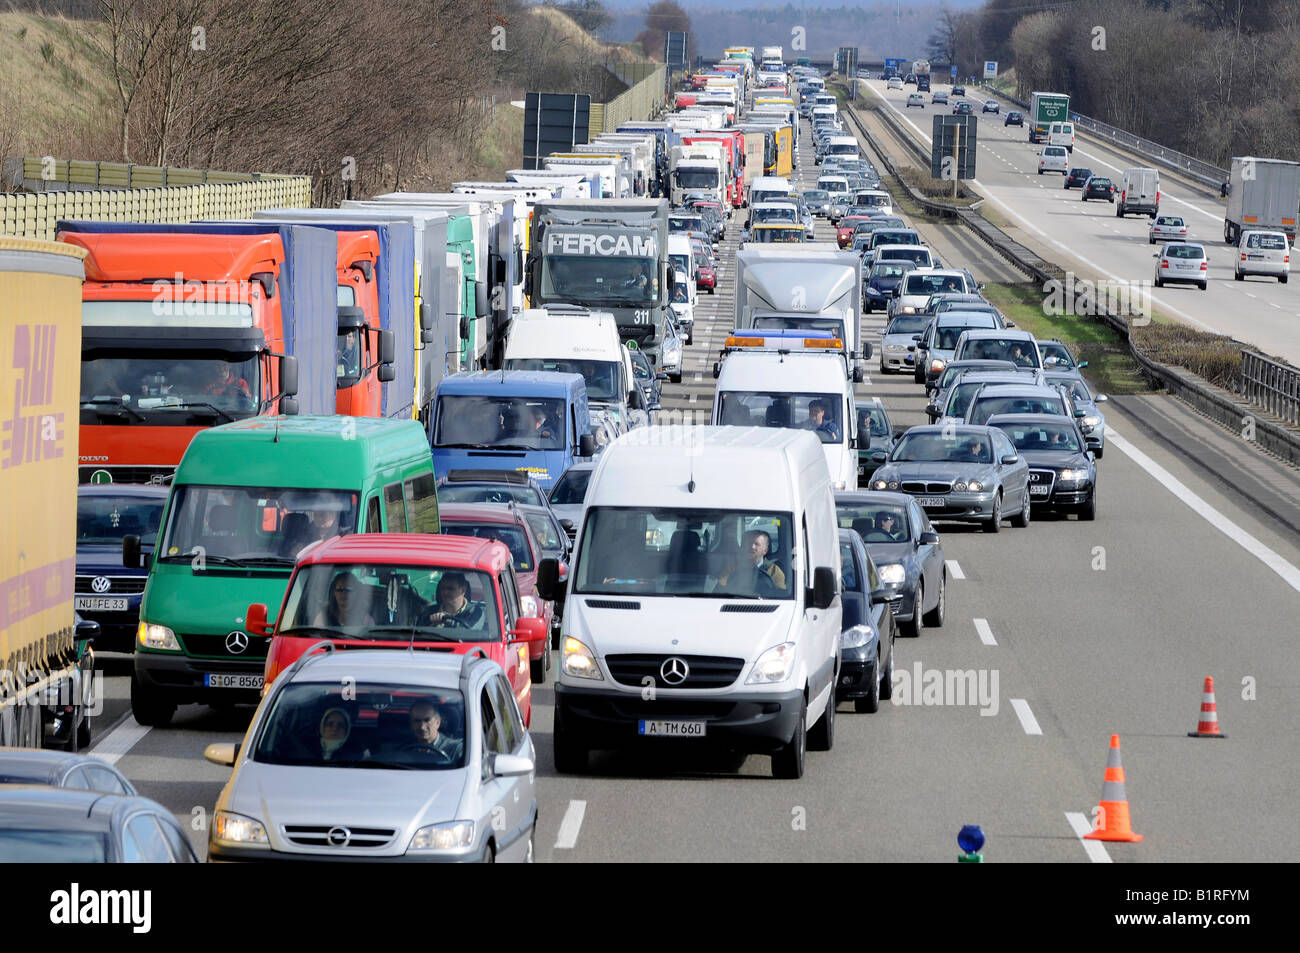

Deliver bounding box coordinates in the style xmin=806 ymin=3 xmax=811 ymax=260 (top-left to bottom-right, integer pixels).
xmin=687 ymin=425 xmax=696 ymax=493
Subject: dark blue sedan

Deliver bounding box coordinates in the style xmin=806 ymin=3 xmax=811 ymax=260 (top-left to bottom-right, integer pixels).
xmin=835 ymin=529 xmax=898 ymax=713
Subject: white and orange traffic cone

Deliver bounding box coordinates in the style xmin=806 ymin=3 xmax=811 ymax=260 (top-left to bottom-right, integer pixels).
xmin=1084 ymin=734 xmax=1143 ymax=843
xmin=1188 ymin=676 xmax=1226 ymax=738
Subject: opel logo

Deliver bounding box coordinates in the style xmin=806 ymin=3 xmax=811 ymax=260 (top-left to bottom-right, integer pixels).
xmin=91 ymin=576 xmax=112 ymax=593
xmin=327 ymin=827 xmax=351 ymax=847
xmin=225 ymin=631 xmax=249 ymax=654
xmin=660 ymin=657 xmax=689 ymax=686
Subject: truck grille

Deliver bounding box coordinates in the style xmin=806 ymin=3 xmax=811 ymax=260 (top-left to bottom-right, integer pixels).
xmin=620 ymin=326 xmax=655 ymax=347
xmin=75 ymin=575 xmax=146 ymax=595
xmin=78 ymin=466 xmax=174 ymax=486
xmin=179 ymin=632 xmax=271 ymax=660
xmin=283 ymin=825 xmax=397 ymax=850
xmin=607 ymin=654 xmax=745 ymax=689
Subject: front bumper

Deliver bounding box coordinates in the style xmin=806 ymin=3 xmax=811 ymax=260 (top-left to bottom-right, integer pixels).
xmin=1034 ymin=481 xmax=1093 ymax=508
xmin=209 ymin=842 xmax=484 ymax=863
xmin=837 ymin=645 xmax=877 ymax=700
xmin=134 ymin=650 xmax=264 ymax=705
xmin=905 ymin=490 xmax=998 ymax=523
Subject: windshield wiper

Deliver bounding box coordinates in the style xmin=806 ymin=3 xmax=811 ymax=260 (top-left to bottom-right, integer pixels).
xmin=162 ymin=401 xmax=236 ymax=423
xmin=324 ymin=759 xmax=413 ymax=770
xmin=436 ymin=442 xmax=494 ymax=450
xmin=237 ymin=556 xmax=297 ymax=567
xmin=156 ymin=552 xmax=246 ymax=567
xmin=82 ymin=398 xmax=146 ymax=423
xmin=366 ymin=626 xmax=463 ymax=642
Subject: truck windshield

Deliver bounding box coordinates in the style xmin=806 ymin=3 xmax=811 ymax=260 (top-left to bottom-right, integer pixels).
xmin=77 ymin=493 xmax=166 ymax=545
xmin=676 ymin=169 xmax=719 ymax=189
xmin=505 ymin=358 xmax=620 ymax=403
xmin=717 ymin=391 xmax=844 ymax=444
xmin=433 ymin=396 xmax=566 ymax=451
xmin=81 ymin=352 xmax=260 ymax=425
xmin=753 ymin=315 xmax=845 ymax=340
xmin=158 ymin=485 xmax=360 ymax=568
xmin=574 ymin=507 xmax=796 ymax=599
xmin=540 ymin=256 xmax=657 ymax=306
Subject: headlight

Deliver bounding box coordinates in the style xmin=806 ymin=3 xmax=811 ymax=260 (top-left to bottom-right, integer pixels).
xmin=562 ymin=637 xmax=603 ymax=680
xmin=1082 ymin=415 xmax=1101 ymax=429
xmin=877 ymin=563 xmax=906 ymax=585
xmin=871 ymin=478 xmax=899 ymax=490
xmin=409 ymin=820 xmax=475 ymax=851
xmin=213 ymin=811 xmax=269 ymax=846
xmin=967 ymin=480 xmax=983 ymax=492
xmin=1058 ymin=468 xmax=1089 ymax=483
xmin=929 ymin=358 xmax=946 ymax=373
xmin=840 ymin=627 xmax=871 ymax=649
xmin=901 ymin=306 xmax=916 ymax=314
xmin=885 ymin=344 xmax=905 ymax=352
xmin=137 ymin=622 xmax=180 ymax=651
xmin=747 ymin=642 xmax=797 ymax=684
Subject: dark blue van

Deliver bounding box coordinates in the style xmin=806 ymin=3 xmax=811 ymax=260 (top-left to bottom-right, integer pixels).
xmin=76 ymin=485 xmax=169 ymax=651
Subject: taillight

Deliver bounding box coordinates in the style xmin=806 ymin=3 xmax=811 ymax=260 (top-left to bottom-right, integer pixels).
xmin=1241 ymin=253 xmax=1247 ymax=261
xmin=1161 ymin=260 xmax=1169 ymax=267
xmin=1200 ymin=262 xmax=1208 ymax=270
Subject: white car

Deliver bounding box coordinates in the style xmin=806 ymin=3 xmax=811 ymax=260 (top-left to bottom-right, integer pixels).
xmin=906 ymin=93 xmax=925 ymax=108
xmin=887 ymin=77 xmax=903 ymax=90
xmin=1154 ymin=241 xmax=1209 ymax=291
xmin=1235 ymin=230 xmax=1290 ymax=283
xmin=661 ymin=316 xmax=684 ymax=383
xmin=1149 ymin=215 xmax=1187 ymax=245
xmin=1038 ymin=146 xmax=1069 ymax=175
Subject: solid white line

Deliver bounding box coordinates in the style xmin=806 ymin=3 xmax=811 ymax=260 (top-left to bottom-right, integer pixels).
xmin=1107 ymin=430 xmax=1300 ymax=593
xmin=554 ymin=799 xmax=587 ymax=850
xmin=1009 ymin=698 xmax=1042 ymax=735
xmin=1065 ymin=811 xmax=1113 ymax=863
xmin=945 ymin=559 xmax=965 ymax=580
xmin=974 ymin=617 xmax=997 ymax=646
xmin=91 ymin=719 xmax=150 ymax=766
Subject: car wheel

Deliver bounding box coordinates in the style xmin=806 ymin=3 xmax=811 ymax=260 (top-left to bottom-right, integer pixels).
xmin=855 ymin=653 xmax=881 ymax=713
xmin=879 ymin=362 xmax=888 ymax=374
xmin=1234 ymin=271 xmax=1244 ymax=281
xmin=1012 ymin=490 xmax=1031 ymax=528
xmin=670 ymin=371 xmax=682 ymax=383
xmin=482 ymin=842 xmax=496 ymax=863
xmin=878 ymin=638 xmax=895 ymax=700
xmin=1155 ymin=276 xmax=1164 ymax=288
xmin=1094 ymin=444 xmax=1104 ymax=460
xmin=914 ymin=364 xmax=925 ymax=385
xmin=75 ymin=711 xmax=92 ymax=750
xmin=1116 ymin=205 xmax=1124 ymax=218
xmin=923 ymin=571 xmax=946 ymax=627
xmin=903 ymin=582 xmax=923 ymax=638
xmin=1199 ymin=282 xmax=1208 ymax=291
xmin=1281 ymin=275 xmax=1289 ymax=284
xmin=1063 ymin=181 xmax=1069 ymax=190
xmin=1079 ymin=486 xmax=1097 ymax=521
xmin=1149 ymin=237 xmax=1155 ymax=245
xmin=525 ymin=827 xmax=535 ymax=863
xmin=130 ymin=677 xmax=175 ymax=728
xmin=984 ymin=493 xmax=1003 ymax=533
xmin=771 ymin=695 xmax=807 ymax=778
xmin=808 ymin=683 xmax=835 ymax=751
xmin=1037 ymin=169 xmax=1043 ymax=175
xmin=1081 ymin=195 xmax=1087 ymax=202
xmin=552 ymin=716 xmax=589 ymax=775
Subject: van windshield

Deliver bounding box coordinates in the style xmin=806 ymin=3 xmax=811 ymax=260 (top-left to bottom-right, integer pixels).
xmin=158 ymin=485 xmax=360 ymax=568
xmin=505 ymin=359 xmax=619 ymax=403
xmin=574 ymin=507 xmax=796 ymax=599
xmin=434 ymin=396 xmax=566 ymax=450
xmin=717 ymin=391 xmax=844 ymax=444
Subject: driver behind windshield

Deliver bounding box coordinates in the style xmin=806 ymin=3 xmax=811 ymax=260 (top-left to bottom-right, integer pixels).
xmin=373 ymin=699 xmax=464 ymax=764
xmin=416 ymin=571 xmax=486 ymax=629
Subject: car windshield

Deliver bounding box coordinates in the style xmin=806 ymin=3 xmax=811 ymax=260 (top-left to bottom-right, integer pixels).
xmin=158 ymin=485 xmax=359 ymax=566
xmin=1040 ymin=344 xmax=1075 ymax=367
xmin=751 ymin=227 xmax=803 ymax=243
xmin=874 ymin=231 xmax=918 ymax=247
xmin=959 ymin=338 xmax=1039 ymax=367
xmin=717 ymin=391 xmax=844 ymax=444
xmin=945 ymin=381 xmax=993 ymax=418
xmin=0 ymin=829 xmax=109 ymax=863
xmin=539 ymin=254 xmax=657 ymax=305
xmin=1090 ymin=178 xmax=1112 ymax=187
xmin=871 ymin=262 xmax=911 ymax=280
xmin=676 ymin=169 xmax=719 ymax=189
xmin=504 ymin=359 xmax=618 ymax=403
xmin=857 ymin=404 xmax=890 ymax=437
xmin=886 ymin=315 xmax=930 ymax=335
xmin=1165 ymin=245 xmax=1205 ymax=259
xmin=630 ymin=351 xmax=652 ymax=380
xmin=970 ymin=395 xmax=1064 ymax=424
xmin=879 ymin=247 xmax=931 ymax=265
xmin=549 ymin=468 xmax=592 ymax=505
xmin=437 ymin=483 xmax=542 ymax=507
xmin=892 ymin=432 xmax=992 ymax=464
xmin=253 ymin=681 xmax=468 ymax=770
xmin=441 ymin=523 xmax=533 ymax=573
xmin=838 ymin=502 xmax=911 ymax=543
xmin=1072 ymin=169 xmax=1093 ymax=178
xmin=1053 ymin=377 xmax=1092 ymax=401
xmin=433 ymin=396 xmax=566 ymax=451
xmin=671 ymin=283 xmax=690 ymax=304
xmin=524 ymin=513 xmax=564 ymax=553
xmin=906 ymin=273 xmax=964 ymax=296
xmin=81 ymin=351 xmax=260 ymax=425
xmin=753 ymin=315 xmax=845 ymax=338
xmin=1156 ymin=216 xmax=1183 ymax=226
xmin=752 ymin=206 xmax=798 ymax=224
xmin=803 ymin=190 xmax=829 ymax=202
xmin=77 ymin=494 xmax=165 ymax=545
xmin=935 ymin=324 xmax=990 ymax=349
xmin=1248 ymin=233 xmax=1287 ymax=250
xmin=574 ymin=507 xmax=795 ymax=599
xmin=994 ymin=422 xmax=1082 ymax=453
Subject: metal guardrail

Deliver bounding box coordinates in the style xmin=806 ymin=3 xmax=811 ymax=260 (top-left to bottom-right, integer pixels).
xmin=1242 ymin=352 xmax=1300 ymax=427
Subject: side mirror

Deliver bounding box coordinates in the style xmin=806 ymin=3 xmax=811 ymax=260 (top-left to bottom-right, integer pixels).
xmin=280 ymin=397 xmax=300 ymax=416
xmin=1074 ymin=408 xmax=1087 ymax=417
xmin=1094 ymin=393 xmax=1107 ymax=402
xmin=245 ymin=603 xmax=273 ymax=638
xmin=459 ymin=314 xmax=470 ymax=341
xmin=122 ymin=534 xmax=143 ymax=570
xmin=868 ymin=587 xmax=892 ymax=604
xmin=475 ymin=280 xmax=490 ymax=317
xmin=1000 ymin=453 xmax=1019 ymax=465
xmin=535 ymin=559 xmax=560 ymax=602
xmin=1079 ymin=360 xmax=1090 ymax=368
xmin=579 ymin=432 xmax=598 ymax=457
xmin=560 ymin=518 xmax=576 ymax=534
xmin=808 ymin=566 xmax=836 ymax=611
xmin=853 ymin=365 xmax=864 ymax=383
xmin=911 ymin=334 xmax=922 ymax=341
xmin=1005 ymin=321 xmax=1016 ymax=328
xmin=918 ymin=530 xmax=941 ymax=545
xmin=75 ymin=617 xmax=100 ymax=645
xmin=419 ymin=303 xmax=435 ymax=344
xmin=279 ymin=355 xmax=299 ymax=398
xmin=490 ymin=753 xmax=535 ymax=778
xmin=378 ymin=364 xmax=396 ymax=383
xmin=511 ymin=616 xmax=548 ymax=645
xmin=203 ymin=742 xmax=239 ymax=767
xmin=870 ymin=450 xmax=887 ymax=463
xmin=657 ymin=371 xmax=670 ymax=381
xmin=378 ymin=329 xmax=395 ymax=365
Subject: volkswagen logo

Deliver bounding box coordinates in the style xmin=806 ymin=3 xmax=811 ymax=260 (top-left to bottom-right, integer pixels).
xmin=660 ymin=656 xmax=689 ymax=686
xmin=225 ymin=631 xmax=249 ymax=654
xmin=327 ymin=827 xmax=351 ymax=847
xmin=91 ymin=576 xmax=112 ymax=593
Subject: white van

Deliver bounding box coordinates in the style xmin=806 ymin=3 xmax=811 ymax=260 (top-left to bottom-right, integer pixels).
xmin=750 ymin=175 xmax=793 ymax=207
xmin=712 ymin=346 xmax=858 ymax=491
xmin=1118 ymin=168 xmax=1160 ymax=218
xmin=818 ymin=174 xmax=850 ymax=196
xmin=1048 ymin=121 xmax=1075 ymax=152
xmin=1235 ymin=230 xmax=1290 ymax=283
xmin=825 ymin=136 xmax=859 ymax=161
xmin=668 ymin=233 xmax=697 ymax=291
xmin=553 ymin=426 xmax=843 ymax=779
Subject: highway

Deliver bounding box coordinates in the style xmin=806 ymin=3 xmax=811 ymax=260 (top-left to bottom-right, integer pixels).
xmin=83 ymin=99 xmax=1300 ymax=864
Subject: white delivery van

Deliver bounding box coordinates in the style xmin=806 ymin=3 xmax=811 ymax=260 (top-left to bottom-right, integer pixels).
xmin=1235 ymin=230 xmax=1290 ymax=282
xmin=553 ymin=426 xmax=843 ymax=779
xmin=1048 ymin=121 xmax=1075 ymax=152
xmin=750 ymin=175 xmax=793 ymax=207
xmin=667 ymin=233 xmax=697 ymax=290
xmin=712 ymin=345 xmax=859 ymax=491
xmin=1117 ymin=168 xmax=1160 ymax=218
xmin=817 ymin=174 xmax=851 ymax=196
xmin=825 ymin=136 xmax=860 ymax=161
xmin=669 ymin=267 xmax=696 ymax=344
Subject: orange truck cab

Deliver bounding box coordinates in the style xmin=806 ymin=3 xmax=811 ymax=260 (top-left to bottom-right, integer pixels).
xmin=331 ymin=229 xmax=389 ymax=417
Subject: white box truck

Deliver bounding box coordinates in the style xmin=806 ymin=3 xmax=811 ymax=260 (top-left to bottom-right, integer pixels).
xmin=1225 ymin=156 xmax=1300 ymax=245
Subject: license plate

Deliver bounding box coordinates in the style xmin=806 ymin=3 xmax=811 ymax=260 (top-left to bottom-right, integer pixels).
xmin=1030 ymin=484 xmax=1052 ymax=496
xmin=75 ymin=596 xmax=129 ymax=612
xmin=918 ymin=497 xmax=945 ymax=507
xmin=204 ymin=673 xmax=264 ymax=690
xmin=639 ymin=720 xmax=706 ymax=737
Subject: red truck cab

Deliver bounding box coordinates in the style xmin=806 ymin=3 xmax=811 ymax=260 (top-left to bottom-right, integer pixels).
xmin=251 ymin=534 xmax=554 ymax=725
xmin=685 ymin=132 xmax=745 ymax=208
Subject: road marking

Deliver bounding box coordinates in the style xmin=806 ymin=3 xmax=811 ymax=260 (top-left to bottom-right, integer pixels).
xmin=974 ymin=617 xmax=997 ymax=645
xmin=1009 ymin=698 xmax=1042 ymax=735
xmin=1065 ymin=811 xmax=1112 ymax=863
xmin=1244 ymin=291 xmax=1257 ymax=298
xmin=554 ymin=799 xmax=587 ymax=849
xmin=91 ymin=718 xmax=150 ymax=765
xmin=1107 ymin=429 xmax=1300 ymax=593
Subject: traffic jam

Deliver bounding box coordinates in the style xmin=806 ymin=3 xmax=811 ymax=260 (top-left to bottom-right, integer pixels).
xmin=0 ymin=42 xmax=1286 ymax=879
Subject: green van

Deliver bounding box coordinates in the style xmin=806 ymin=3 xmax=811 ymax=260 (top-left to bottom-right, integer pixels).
xmin=126 ymin=416 xmax=438 ymax=726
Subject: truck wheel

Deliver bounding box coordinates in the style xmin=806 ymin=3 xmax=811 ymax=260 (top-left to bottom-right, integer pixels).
xmin=808 ymin=685 xmax=835 ymax=751
xmin=130 ymin=677 xmax=175 ymax=728
xmin=771 ymin=696 xmax=807 ymax=779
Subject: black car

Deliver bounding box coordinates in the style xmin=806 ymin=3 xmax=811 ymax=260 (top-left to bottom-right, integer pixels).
xmin=862 ymin=259 xmax=916 ymax=314
xmin=834 ymin=529 xmax=898 ymax=713
xmin=951 ymin=85 xmax=966 ymax=97
xmin=986 ymin=414 xmax=1097 ymax=520
xmin=1081 ymin=176 xmax=1116 ymax=202
xmin=953 ymin=101 xmax=972 ymax=115
xmin=1065 ymin=167 xmax=1093 ymax=190
xmin=855 ymin=400 xmax=900 ymax=482
xmin=1004 ymin=111 xmax=1024 ymax=127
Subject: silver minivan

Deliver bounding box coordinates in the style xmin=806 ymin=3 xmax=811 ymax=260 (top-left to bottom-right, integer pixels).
xmin=1235 ymin=230 xmax=1290 ymax=283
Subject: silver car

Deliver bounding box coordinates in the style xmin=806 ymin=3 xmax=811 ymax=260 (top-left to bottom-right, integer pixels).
xmin=1044 ymin=371 xmax=1108 ymax=457
xmin=0 ymin=749 xmax=136 ymax=795
xmin=661 ymin=317 xmax=684 ymax=383
xmin=206 ymin=649 xmax=537 ymax=862
xmin=879 ymin=313 xmax=931 ymax=373
xmin=1148 ymin=214 xmax=1187 ymax=245
xmin=1154 ymin=241 xmax=1209 ymax=291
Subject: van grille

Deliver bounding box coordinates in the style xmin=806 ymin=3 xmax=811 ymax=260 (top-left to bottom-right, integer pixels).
xmin=607 ymin=654 xmax=745 ymax=689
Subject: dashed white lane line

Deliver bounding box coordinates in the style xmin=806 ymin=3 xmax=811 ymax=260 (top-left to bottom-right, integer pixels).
xmin=91 ymin=719 xmax=150 ymax=765
xmin=945 ymin=558 xmax=965 ymax=580
xmin=1065 ymin=811 xmax=1113 ymax=863
xmin=974 ymin=617 xmax=998 ymax=646
xmin=1009 ymin=698 xmax=1043 ymax=735
xmin=554 ymin=799 xmax=587 ymax=850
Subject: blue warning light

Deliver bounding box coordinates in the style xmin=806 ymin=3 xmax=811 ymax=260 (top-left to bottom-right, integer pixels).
xmin=958 ymin=825 xmax=985 ymax=855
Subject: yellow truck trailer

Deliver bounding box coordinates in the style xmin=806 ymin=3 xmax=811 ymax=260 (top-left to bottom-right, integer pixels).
xmin=0 ymin=236 xmax=97 ymax=749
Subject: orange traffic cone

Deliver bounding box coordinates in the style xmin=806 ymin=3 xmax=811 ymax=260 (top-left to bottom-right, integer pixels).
xmin=1188 ymin=676 xmax=1227 ymax=738
xmin=1084 ymin=734 xmax=1143 ymax=843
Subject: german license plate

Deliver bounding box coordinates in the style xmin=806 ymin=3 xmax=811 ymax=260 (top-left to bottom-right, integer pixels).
xmin=1030 ymin=484 xmax=1052 ymax=496
xmin=639 ymin=720 xmax=706 ymax=737
xmin=75 ymin=596 xmax=128 ymax=612
xmin=204 ymin=673 xmax=263 ymax=690
xmin=918 ymin=497 xmax=945 ymax=507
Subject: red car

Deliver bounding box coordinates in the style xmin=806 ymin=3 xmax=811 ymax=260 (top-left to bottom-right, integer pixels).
xmin=436 ymin=502 xmax=555 ymax=683
xmin=838 ymin=215 xmax=875 ymax=247
xmin=250 ymin=534 xmax=553 ymax=725
xmin=696 ymin=262 xmax=717 ymax=292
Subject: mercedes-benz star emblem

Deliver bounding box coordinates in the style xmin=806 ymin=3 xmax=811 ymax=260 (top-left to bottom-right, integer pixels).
xmin=660 ymin=657 xmax=689 ymax=686
xmin=225 ymin=631 xmax=249 ymax=654
xmin=91 ymin=576 xmax=111 ymax=593
xmin=327 ymin=827 xmax=351 ymax=847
